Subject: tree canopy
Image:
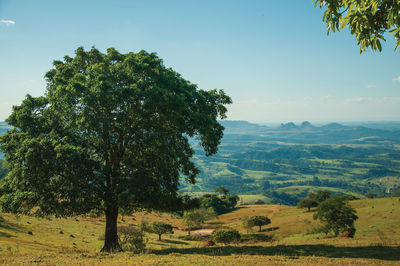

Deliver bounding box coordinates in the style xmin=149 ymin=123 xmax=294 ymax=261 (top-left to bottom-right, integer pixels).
xmin=0 ymin=159 xmax=8 ymax=179
xmin=313 ymin=195 xmax=358 ymax=236
xmin=314 ymin=0 xmax=400 ymax=52
xmin=0 ymin=47 xmax=231 ymax=252
xmin=199 ymin=193 xmax=239 ymax=214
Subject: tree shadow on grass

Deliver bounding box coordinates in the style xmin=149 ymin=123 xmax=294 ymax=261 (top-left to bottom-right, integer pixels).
xmin=163 ymin=239 xmax=190 ymax=245
xmin=0 ymin=218 xmax=24 ymax=238
xmin=0 ymin=219 xmax=24 ymax=233
xmin=0 ymin=231 xmax=15 ymax=238
xmin=265 ymin=226 xmax=279 ymax=232
xmin=151 ymin=244 xmax=400 ymax=261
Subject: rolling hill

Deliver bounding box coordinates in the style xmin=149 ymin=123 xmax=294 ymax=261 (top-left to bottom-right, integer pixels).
xmin=181 ymin=121 xmax=400 ymax=204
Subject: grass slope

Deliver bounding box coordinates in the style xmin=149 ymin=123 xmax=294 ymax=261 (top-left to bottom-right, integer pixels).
xmin=0 ymin=197 xmax=399 ymax=264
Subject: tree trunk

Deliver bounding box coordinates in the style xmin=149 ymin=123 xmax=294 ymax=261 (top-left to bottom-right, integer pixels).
xmin=101 ymin=205 xmax=122 ymax=252
xmin=259 ymin=225 xmax=262 ymax=232
xmin=158 ymin=234 xmax=162 ymax=241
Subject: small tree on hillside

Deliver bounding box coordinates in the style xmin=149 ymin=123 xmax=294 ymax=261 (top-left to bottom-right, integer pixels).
xmin=247 ymin=215 xmax=271 ymax=232
xmin=313 ymin=195 xmax=358 ymax=237
xmin=182 ymin=208 xmax=216 ymax=235
xmin=149 ymin=221 xmax=173 ymax=241
xmin=297 ymin=198 xmax=318 ymax=212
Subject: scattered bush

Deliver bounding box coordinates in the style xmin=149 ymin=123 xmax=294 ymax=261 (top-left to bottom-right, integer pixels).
xmin=254 ymin=199 xmax=265 ymax=205
xmin=118 ymin=225 xmax=146 ymax=253
xmin=211 ymin=228 xmax=241 ymax=244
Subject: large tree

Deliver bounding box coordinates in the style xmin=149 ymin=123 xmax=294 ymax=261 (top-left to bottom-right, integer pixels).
xmin=314 ymin=0 xmax=400 ymax=52
xmin=0 ymin=47 xmax=231 ymax=252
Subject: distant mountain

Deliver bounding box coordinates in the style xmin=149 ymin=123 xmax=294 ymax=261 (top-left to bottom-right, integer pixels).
xmin=280 ymin=122 xmax=298 ymax=130
xmin=320 ymin=122 xmax=347 ymax=130
xmin=219 ymin=120 xmax=268 ymax=134
xmin=343 ymin=121 xmax=400 ymax=131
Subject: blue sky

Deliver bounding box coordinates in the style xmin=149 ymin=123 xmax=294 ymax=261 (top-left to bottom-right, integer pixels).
xmin=1 ymin=0 xmax=399 ymax=123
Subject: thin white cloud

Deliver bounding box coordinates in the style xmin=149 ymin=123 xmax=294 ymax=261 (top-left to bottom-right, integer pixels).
xmin=366 ymin=84 xmax=376 ymax=88
xmin=0 ymin=19 xmax=15 ymax=26
xmin=320 ymin=95 xmax=332 ymax=101
xmin=393 ymin=76 xmax=400 ymax=82
xmin=344 ymin=97 xmax=369 ymax=104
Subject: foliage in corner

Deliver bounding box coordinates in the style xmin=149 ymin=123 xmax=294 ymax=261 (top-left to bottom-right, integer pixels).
xmin=314 ymin=0 xmax=400 ymax=52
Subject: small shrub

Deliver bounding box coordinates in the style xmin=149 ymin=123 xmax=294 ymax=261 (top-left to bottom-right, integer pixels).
xmin=118 ymin=225 xmax=146 ymax=253
xmin=254 ymin=199 xmax=265 ymax=205
xmin=211 ymin=228 xmax=241 ymax=245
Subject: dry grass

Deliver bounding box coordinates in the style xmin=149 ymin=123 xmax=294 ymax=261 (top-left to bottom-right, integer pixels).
xmin=0 ymin=197 xmax=399 ymax=265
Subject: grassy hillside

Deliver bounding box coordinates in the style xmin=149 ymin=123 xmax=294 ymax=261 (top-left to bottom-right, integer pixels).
xmin=0 ymin=197 xmax=399 ymax=265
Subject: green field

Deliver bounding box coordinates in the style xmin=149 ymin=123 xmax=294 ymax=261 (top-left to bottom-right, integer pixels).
xmin=0 ymin=197 xmax=399 ymax=265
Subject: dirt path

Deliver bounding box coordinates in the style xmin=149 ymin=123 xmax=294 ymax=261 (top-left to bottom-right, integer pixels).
xmin=267 ymin=206 xmax=280 ymax=219
xmin=191 ymin=229 xmax=214 ymax=234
